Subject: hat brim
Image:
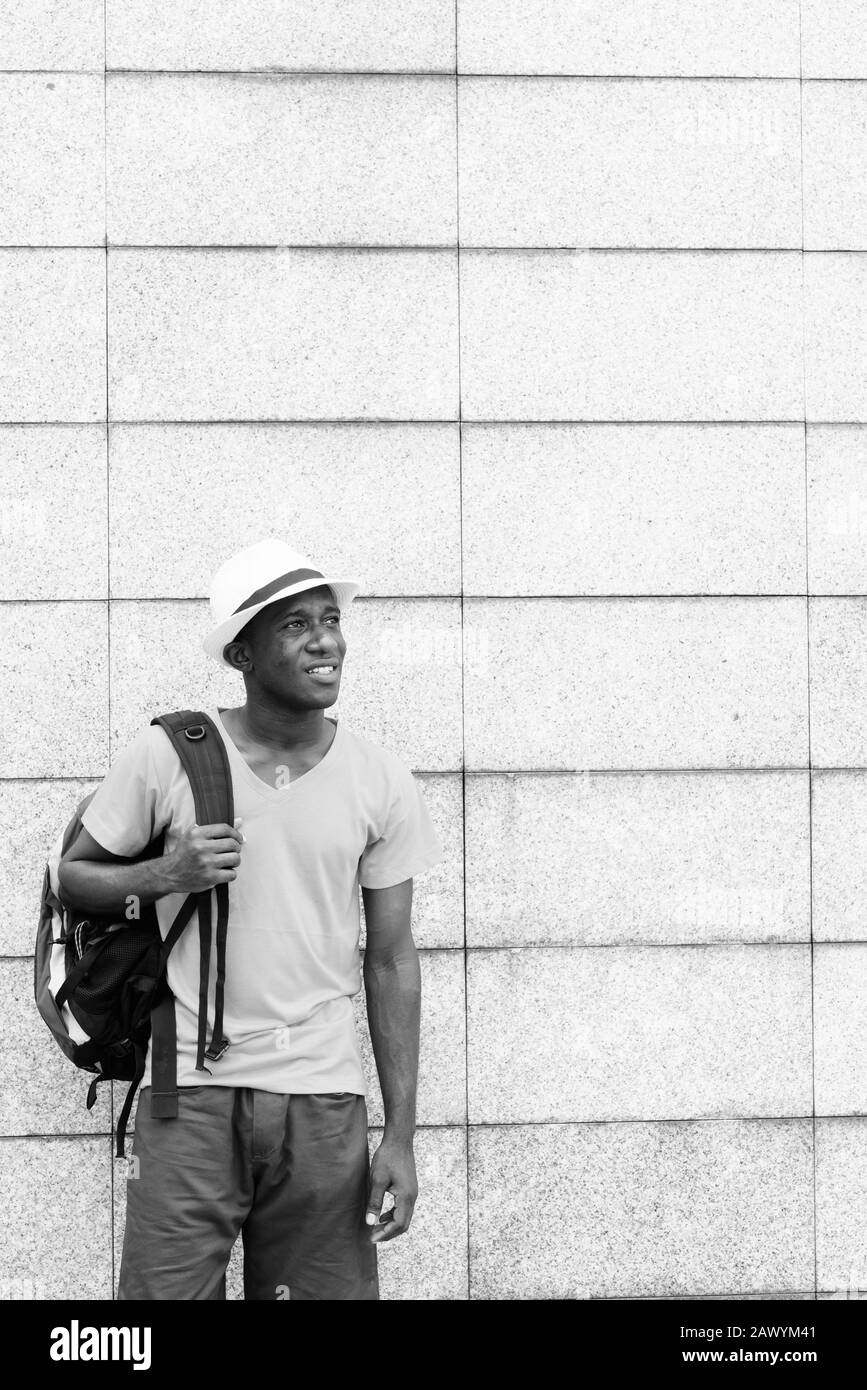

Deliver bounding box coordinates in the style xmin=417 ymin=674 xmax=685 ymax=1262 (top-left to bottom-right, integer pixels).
xmin=203 ymin=576 xmax=361 ymax=669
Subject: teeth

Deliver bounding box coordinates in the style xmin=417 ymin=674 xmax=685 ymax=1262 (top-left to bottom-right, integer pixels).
xmin=308 ymin=666 xmax=335 ymax=674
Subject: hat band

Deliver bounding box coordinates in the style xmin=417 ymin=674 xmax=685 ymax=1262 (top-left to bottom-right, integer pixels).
xmin=232 ymin=567 xmax=325 ymax=615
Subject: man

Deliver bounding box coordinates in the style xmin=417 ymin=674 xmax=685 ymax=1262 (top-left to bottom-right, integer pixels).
xmin=58 ymin=538 xmax=443 ymax=1301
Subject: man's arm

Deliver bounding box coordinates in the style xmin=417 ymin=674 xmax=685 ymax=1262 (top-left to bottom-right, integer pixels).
xmin=59 ymin=823 xmax=244 ymax=912
xmin=361 ymin=877 xmax=421 ymax=1245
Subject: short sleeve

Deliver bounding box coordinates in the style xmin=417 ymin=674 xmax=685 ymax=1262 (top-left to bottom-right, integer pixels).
xmin=80 ymin=726 xmax=168 ymax=857
xmin=358 ymin=761 xmax=443 ymax=890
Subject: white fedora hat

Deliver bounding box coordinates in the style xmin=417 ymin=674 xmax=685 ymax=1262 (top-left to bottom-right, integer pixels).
xmin=203 ymin=538 xmax=361 ymax=668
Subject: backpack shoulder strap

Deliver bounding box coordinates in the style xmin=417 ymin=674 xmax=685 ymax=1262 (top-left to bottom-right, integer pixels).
xmin=148 ymin=710 xmax=235 ymax=1116
xmin=150 ymin=710 xmax=234 ymax=829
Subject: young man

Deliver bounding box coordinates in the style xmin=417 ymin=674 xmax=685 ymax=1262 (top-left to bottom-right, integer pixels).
xmin=58 ymin=538 xmax=443 ymax=1301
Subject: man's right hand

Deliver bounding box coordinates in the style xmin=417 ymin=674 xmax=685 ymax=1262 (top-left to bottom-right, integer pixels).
xmin=162 ymin=821 xmax=244 ymax=894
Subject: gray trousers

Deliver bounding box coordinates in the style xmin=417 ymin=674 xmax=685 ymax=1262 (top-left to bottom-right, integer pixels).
xmin=117 ymin=1085 xmax=379 ymax=1301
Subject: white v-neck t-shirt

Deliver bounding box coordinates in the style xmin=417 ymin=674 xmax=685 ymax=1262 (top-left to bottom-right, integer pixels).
xmin=80 ymin=709 xmax=443 ymax=1095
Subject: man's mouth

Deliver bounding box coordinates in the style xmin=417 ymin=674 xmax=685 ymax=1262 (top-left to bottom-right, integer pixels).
xmin=305 ymin=664 xmax=339 ymax=682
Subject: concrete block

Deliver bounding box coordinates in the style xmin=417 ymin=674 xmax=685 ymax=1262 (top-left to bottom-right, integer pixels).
xmin=816 ymin=1118 xmax=867 ymax=1295
xmin=813 ymin=772 xmax=867 ymax=942
xmin=106 ymin=0 xmax=456 ymax=72
xmin=802 ymin=1 xmax=867 ymax=78
xmin=0 ymin=1137 xmax=112 ymax=1300
xmin=460 ymin=251 xmax=803 ymax=421
xmin=0 ymin=959 xmax=111 ymax=1136
xmin=814 ymin=945 xmax=867 ymax=1115
xmin=355 ymin=949 xmax=466 ymax=1126
xmin=805 ymin=255 xmax=867 ymax=421
xmin=803 ymin=82 xmax=867 ymax=250
xmin=462 ymin=597 xmax=808 ymax=770
xmin=108 ymin=423 xmax=460 ymax=598
xmin=0 ymin=75 xmax=104 ymax=245
xmin=462 ymin=423 xmax=806 ymax=595
xmin=0 ymin=426 xmax=106 ymax=599
xmin=0 ymin=250 xmax=105 ymax=422
xmin=465 ymin=770 xmax=810 ymax=946
xmin=458 ymin=78 xmax=800 ymax=248
xmin=814 ymin=434 xmax=867 ymax=591
xmin=457 ymin=0 xmax=801 ymax=77
xmin=339 ymin=599 xmax=463 ymax=768
xmin=807 ymin=427 xmax=867 ymax=592
xmin=0 ymin=1 xmax=104 ymax=70
xmin=0 ymin=602 xmax=108 ymax=777
xmin=0 ymin=778 xmax=98 ymax=955
xmin=466 ymin=945 xmax=812 ymax=1122
xmin=108 ymin=249 xmax=458 ymax=421
xmin=468 ymin=1119 xmax=814 ymax=1298
xmin=107 ymin=74 xmax=456 ymax=245
xmin=809 ymin=598 xmax=867 ymax=767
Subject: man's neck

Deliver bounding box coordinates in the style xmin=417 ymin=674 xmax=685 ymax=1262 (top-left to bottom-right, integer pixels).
xmin=232 ymin=697 xmax=330 ymax=752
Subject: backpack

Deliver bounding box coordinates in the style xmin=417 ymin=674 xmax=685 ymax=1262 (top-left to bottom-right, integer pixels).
xmin=34 ymin=710 xmax=235 ymax=1157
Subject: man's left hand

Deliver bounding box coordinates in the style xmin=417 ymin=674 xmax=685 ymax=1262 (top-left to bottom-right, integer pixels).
xmin=365 ymin=1137 xmax=418 ymax=1244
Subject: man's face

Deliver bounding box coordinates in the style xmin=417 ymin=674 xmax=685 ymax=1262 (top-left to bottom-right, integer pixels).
xmin=228 ymin=584 xmax=347 ymax=710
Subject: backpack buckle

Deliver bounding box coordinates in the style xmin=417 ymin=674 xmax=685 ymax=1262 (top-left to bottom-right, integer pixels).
xmin=184 ymin=725 xmax=206 ymax=741
xmin=204 ymin=1036 xmax=230 ymax=1062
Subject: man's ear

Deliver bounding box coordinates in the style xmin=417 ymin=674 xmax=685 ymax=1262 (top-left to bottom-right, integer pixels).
xmin=222 ymin=639 xmax=253 ymax=672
